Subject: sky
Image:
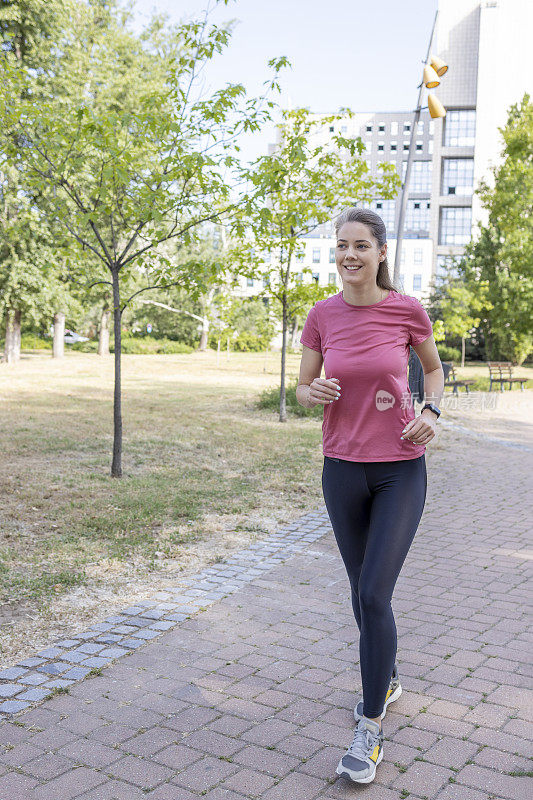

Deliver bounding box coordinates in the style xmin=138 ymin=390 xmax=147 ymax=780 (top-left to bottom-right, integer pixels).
xmin=132 ymin=0 xmax=439 ymax=164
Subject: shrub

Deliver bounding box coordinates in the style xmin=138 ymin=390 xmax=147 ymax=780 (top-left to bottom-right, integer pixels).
xmin=20 ymin=334 xmax=52 ymax=350
xmin=437 ymin=345 xmax=461 ymax=362
xmin=111 ymin=335 xmax=194 ymax=354
xmin=257 ymin=377 xmax=323 ymax=418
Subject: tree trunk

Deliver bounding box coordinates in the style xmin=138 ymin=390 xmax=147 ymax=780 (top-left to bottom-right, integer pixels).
xmin=3 ymin=309 xmax=21 ymax=364
xmin=198 ymin=316 xmax=209 ymax=351
xmin=279 ymin=293 xmax=287 ymax=423
xmin=98 ymin=304 xmax=110 ymax=356
xmin=53 ymin=312 xmax=65 ymax=358
xmin=461 ymin=336 xmax=465 ymax=368
xmin=111 ymin=270 xmax=122 ymax=478
xmin=290 ymin=316 xmax=300 ymax=348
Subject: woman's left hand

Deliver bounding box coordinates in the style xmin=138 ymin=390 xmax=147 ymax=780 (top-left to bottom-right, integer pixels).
xmin=401 ymin=413 xmax=437 ymax=445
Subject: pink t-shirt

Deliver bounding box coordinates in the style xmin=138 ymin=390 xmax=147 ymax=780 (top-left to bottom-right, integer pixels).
xmin=299 ymin=289 xmax=434 ymax=462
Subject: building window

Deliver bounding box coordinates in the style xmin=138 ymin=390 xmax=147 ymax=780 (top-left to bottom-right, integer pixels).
xmin=399 ymin=273 xmax=405 ymax=290
xmin=372 ymin=199 xmax=395 ymax=230
xmin=413 ymin=274 xmax=422 ymax=290
xmin=441 ymin=158 xmax=474 ymax=196
xmin=329 ymin=247 xmax=335 ymax=263
xmin=444 ymin=109 xmax=476 ymax=147
xmin=263 ymin=276 xmax=270 ymax=288
xmin=296 ymin=251 xmax=304 ymax=262
xmin=414 ymin=248 xmax=423 ymax=263
xmin=401 ymin=159 xmax=432 ymax=192
xmin=405 ymin=200 xmax=431 ymax=232
xmin=312 ymin=248 xmax=321 ymax=263
xmin=295 ymin=272 xmax=303 ymax=284
xmin=247 ymin=277 xmax=254 ymax=287
xmin=436 ymin=254 xmax=460 ymax=281
xmin=366 ymin=124 xmax=372 ymax=132
xmin=390 ymin=142 xmax=397 ymax=151
xmin=328 ymin=272 xmax=337 ymax=285
xmin=341 ymin=125 xmax=347 ymax=133
xmin=439 ymin=207 xmax=472 ymax=245
xmin=312 ymin=272 xmax=319 ymax=283
xmin=378 ymin=123 xmax=385 ymax=133
xmin=329 ymin=125 xmax=334 ymax=132
xmin=416 ymin=141 xmax=423 ymax=151
xmin=428 ymin=139 xmax=434 ymax=154
xmin=403 ymin=143 xmax=410 ymax=151
xmin=378 ymin=143 xmax=384 ymax=151
xmin=417 ymin=121 xmax=424 ymax=135
xmin=390 ymin=121 xmax=398 ymax=135
xmin=404 ymin=122 xmax=411 ymax=133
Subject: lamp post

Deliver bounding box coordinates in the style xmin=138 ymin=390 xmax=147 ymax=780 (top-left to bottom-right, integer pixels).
xmin=393 ymin=9 xmax=448 ymax=288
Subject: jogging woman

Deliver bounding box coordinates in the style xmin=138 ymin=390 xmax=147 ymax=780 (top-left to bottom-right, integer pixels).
xmin=296 ymin=206 xmax=444 ymax=785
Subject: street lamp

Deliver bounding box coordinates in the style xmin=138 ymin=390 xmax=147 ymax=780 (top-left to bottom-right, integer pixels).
xmin=393 ymin=10 xmax=449 ymax=288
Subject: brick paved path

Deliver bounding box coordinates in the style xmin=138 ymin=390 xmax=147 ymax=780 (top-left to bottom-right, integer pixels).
xmin=0 ymin=422 xmax=532 ymax=800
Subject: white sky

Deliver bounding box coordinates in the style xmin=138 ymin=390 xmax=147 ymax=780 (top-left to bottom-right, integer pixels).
xmin=132 ymin=0 xmax=438 ymax=164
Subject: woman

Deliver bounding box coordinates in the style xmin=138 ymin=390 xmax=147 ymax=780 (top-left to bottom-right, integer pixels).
xmin=296 ymin=206 xmax=444 ymax=785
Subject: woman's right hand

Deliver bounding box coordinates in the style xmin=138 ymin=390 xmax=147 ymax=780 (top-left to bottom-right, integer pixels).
xmin=308 ymin=377 xmax=341 ymax=406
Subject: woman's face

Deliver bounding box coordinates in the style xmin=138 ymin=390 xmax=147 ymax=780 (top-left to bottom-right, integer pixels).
xmin=335 ymin=221 xmax=387 ymax=285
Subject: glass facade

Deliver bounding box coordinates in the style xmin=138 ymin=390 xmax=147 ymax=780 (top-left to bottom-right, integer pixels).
xmin=373 ymin=199 xmax=396 ymax=231
xmin=442 ymin=158 xmax=474 ymax=195
xmin=436 ymin=255 xmax=460 ymax=281
xmin=439 ymin=207 xmax=472 ymax=245
xmin=402 ymin=160 xmax=432 ymax=192
xmin=444 ymin=110 xmax=476 ymax=147
xmin=405 ymin=200 xmax=431 ymax=232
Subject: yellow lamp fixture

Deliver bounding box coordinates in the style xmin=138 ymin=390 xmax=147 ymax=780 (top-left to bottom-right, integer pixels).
xmin=428 ymin=93 xmax=446 ymax=119
xmin=423 ymin=64 xmax=440 ymax=88
xmin=429 ymin=54 xmax=448 ymax=77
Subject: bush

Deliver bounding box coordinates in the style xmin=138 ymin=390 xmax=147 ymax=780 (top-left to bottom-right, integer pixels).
xmin=71 ymin=339 xmax=99 ymax=352
xmin=437 ymin=345 xmax=461 ymax=362
xmin=111 ymin=335 xmax=194 ymax=354
xmin=232 ymin=332 xmax=269 ymax=352
xmin=20 ymin=334 xmax=52 ymax=350
xmin=257 ymin=377 xmax=323 ymax=418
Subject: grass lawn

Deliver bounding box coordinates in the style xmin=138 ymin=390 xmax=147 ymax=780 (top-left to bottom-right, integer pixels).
xmin=0 ymin=349 xmax=328 ymax=666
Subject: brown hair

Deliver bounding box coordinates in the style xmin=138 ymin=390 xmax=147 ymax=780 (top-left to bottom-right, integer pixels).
xmin=334 ymin=206 xmax=399 ymax=292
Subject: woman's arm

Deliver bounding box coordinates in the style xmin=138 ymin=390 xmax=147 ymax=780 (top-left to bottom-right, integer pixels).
xmin=296 ymin=346 xmax=340 ymax=408
xmin=402 ymin=335 xmax=445 ymax=444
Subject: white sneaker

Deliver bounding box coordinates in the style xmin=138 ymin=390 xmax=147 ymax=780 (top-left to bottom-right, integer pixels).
xmin=336 ymin=716 xmax=384 ymax=784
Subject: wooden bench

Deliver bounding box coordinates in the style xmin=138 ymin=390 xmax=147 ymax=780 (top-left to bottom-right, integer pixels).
xmin=488 ymin=361 xmax=528 ymax=391
xmin=443 ymin=362 xmax=476 ymax=395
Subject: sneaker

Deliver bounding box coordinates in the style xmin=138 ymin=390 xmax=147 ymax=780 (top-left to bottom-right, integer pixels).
xmin=336 ymin=716 xmax=384 ymax=784
xmin=354 ymin=663 xmax=402 ymax=723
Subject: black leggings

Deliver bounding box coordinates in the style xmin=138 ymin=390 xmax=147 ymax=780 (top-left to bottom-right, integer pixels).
xmin=322 ymin=454 xmax=427 ymax=718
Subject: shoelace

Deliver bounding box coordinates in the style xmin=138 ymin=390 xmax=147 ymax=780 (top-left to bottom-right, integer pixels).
xmin=346 ymin=724 xmax=376 ymax=761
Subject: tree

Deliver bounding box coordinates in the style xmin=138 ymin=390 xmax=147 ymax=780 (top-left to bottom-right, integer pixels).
xmin=2 ymin=0 xmax=287 ymax=474
xmin=461 ymin=93 xmax=533 ymax=364
xmin=0 ymin=0 xmax=78 ymax=361
xmin=232 ymin=107 xmax=402 ymax=421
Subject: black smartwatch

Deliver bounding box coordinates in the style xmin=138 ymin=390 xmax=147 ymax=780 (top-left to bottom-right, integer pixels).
xmin=422 ymin=402 xmax=441 ymax=419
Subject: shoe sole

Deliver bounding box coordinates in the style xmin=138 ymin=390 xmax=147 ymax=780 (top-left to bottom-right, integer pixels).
xmin=336 ymin=747 xmax=384 ymax=783
xmin=353 ymin=682 xmax=402 ymax=722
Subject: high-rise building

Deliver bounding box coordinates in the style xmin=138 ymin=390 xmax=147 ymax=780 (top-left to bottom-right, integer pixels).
xmin=431 ymin=0 xmax=532 ymax=283
xmin=236 ymin=0 xmax=532 ymax=345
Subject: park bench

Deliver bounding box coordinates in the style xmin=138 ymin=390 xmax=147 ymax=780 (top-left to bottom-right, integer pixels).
xmin=443 ymin=362 xmax=476 ymax=395
xmin=487 ymin=361 xmax=528 ymax=391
